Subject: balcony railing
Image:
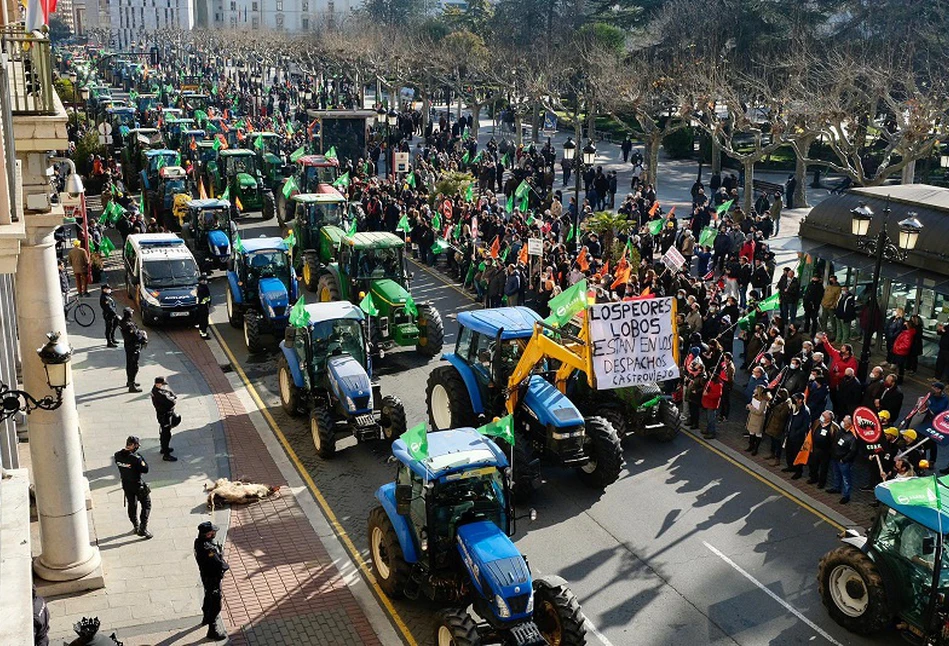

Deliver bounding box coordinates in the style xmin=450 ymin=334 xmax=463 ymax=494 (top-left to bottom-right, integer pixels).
xmin=2 ymin=27 xmax=55 ymax=116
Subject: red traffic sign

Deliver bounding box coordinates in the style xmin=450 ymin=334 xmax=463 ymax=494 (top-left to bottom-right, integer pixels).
xmin=852 ymin=406 xmax=882 ymax=444
xmin=932 ymin=411 xmax=949 ymax=437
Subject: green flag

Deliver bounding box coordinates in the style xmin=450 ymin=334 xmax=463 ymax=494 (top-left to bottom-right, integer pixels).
xmin=348 ymin=218 xmax=358 ymax=235
xmin=432 ymin=212 xmax=441 ymax=232
xmin=699 ymin=226 xmax=718 ymax=248
xmin=647 ymin=219 xmax=663 ymax=236
xmin=883 ymin=476 xmax=942 ymax=510
xmin=565 ymin=224 xmax=575 ymax=242
xmin=461 ymin=150 xmax=470 ymax=165
xmin=397 ymin=214 xmax=411 ymax=233
xmin=477 ymin=415 xmax=515 ymax=446
xmin=715 ymin=199 xmax=734 ymax=216
xmin=500 ymin=246 xmax=510 ymax=262
xmin=452 ymin=221 xmax=462 ymax=240
xmin=472 ymin=150 xmax=483 ymax=164
xmin=290 ymin=146 xmax=305 ymax=162
xmin=253 ymin=134 xmax=264 ymax=150
xmin=465 ymin=183 xmax=473 ymax=202
xmin=156 ymin=155 xmax=167 ymax=170
xmin=98 ymin=236 xmax=115 ymax=257
xmin=402 ymin=422 xmax=428 ymax=461
xmin=288 ymin=297 xmax=310 ymax=328
xmin=432 ymin=238 xmax=451 ymax=255
xmin=519 ymin=195 xmax=529 ymax=212
xmin=737 ymin=311 xmax=757 ymax=332
xmin=502 ymin=151 xmax=512 ymax=167
xmin=233 ymin=233 xmax=244 ymax=254
xmin=332 ymin=172 xmax=350 ymax=188
xmin=526 ymin=213 xmax=535 ymax=226
xmin=506 ymin=194 xmax=514 ymax=213
xmin=406 ymin=172 xmax=416 ymax=188
xmin=755 ymin=292 xmax=781 ymax=313
xmin=138 ymin=193 xmax=145 ymax=214
xmin=212 ymin=137 xmax=223 ymax=151
xmin=404 ymin=293 xmax=418 ymax=318
xmin=515 ymin=180 xmax=530 ymax=200
xmin=221 ymin=185 xmax=231 ymax=202
xmin=283 ymin=230 xmax=296 ymax=250
xmin=545 ymin=279 xmax=588 ymax=328
xmin=325 ymin=146 xmax=337 ymax=160
xmin=360 ymin=292 xmax=379 ymax=316
xmin=282 ymin=176 xmax=299 ymax=199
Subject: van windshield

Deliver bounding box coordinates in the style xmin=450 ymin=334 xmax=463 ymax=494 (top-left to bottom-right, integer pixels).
xmin=143 ymin=258 xmax=198 ymax=288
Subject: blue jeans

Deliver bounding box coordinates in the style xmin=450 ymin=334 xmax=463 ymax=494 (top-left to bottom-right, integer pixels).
xmin=831 ymin=460 xmax=853 ymax=499
xmin=704 ymin=407 xmax=718 ymax=437
xmin=780 ymin=300 xmax=797 ymax=324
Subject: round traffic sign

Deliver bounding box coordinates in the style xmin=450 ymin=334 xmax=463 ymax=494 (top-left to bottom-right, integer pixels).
xmin=852 ymin=406 xmax=882 ymax=444
xmin=932 ymin=411 xmax=949 ymax=437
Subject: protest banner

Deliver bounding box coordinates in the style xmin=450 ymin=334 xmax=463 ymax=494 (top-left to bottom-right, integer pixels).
xmin=588 ymin=297 xmax=679 ymax=388
xmin=661 ymin=246 xmax=686 ymax=272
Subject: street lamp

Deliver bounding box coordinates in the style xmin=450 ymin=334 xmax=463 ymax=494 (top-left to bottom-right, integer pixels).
xmin=563 ymin=137 xmax=595 ymax=249
xmin=0 ymin=332 xmax=72 ymax=423
xmin=850 ymin=199 xmax=923 ymax=380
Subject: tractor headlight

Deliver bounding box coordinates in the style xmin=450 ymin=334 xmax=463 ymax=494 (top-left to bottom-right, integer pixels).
xmin=266 ymin=305 xmax=276 ymax=318
xmin=526 ymin=592 xmax=533 ymax=614
xmin=495 ymin=594 xmax=511 ymax=619
xmin=141 ymin=289 xmax=161 ymax=307
xmin=345 ymin=395 xmax=356 ymax=412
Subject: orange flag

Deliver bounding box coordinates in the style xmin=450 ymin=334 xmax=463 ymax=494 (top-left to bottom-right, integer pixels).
xmin=794 ymin=431 xmax=813 ymax=466
xmin=577 ymin=248 xmax=589 ymax=271
xmin=198 ymin=178 xmax=208 ymax=199
xmin=648 ymin=201 xmax=660 ymax=217
xmin=596 ymin=261 xmax=609 ymax=279
xmin=518 ymin=244 xmax=529 ymax=265
xmin=641 ymin=287 xmax=651 ymax=296
xmin=490 ymin=236 xmax=500 ymax=258
xmin=611 ymin=259 xmax=630 ymax=289
xmin=667 ymin=206 xmax=676 ymax=217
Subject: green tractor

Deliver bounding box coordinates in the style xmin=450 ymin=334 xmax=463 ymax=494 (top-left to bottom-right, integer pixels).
xmin=289 ymin=192 xmax=351 ymax=288
xmin=210 ymin=149 xmax=275 ymax=221
xmin=818 ymin=476 xmax=949 ymax=643
xmin=275 ymin=154 xmax=341 ymax=225
xmin=248 ymin=132 xmax=289 ymax=192
xmin=276 ymin=301 xmax=407 ymax=458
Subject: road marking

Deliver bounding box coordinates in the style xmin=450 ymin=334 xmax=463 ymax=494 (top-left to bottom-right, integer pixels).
xmin=210 ymin=325 xmax=420 ymax=646
xmin=703 ymin=541 xmax=845 ymax=646
xmin=584 ymin=618 xmax=617 ymax=646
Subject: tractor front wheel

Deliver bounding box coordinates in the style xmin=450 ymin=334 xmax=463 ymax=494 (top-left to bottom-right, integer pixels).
xmin=368 ymin=506 xmax=410 ymax=598
xmin=243 ymin=310 xmax=263 ymax=353
xmin=532 ymin=576 xmax=587 ymax=646
xmin=275 ymin=191 xmax=286 ymax=226
xmin=317 ymin=273 xmax=341 ymax=303
xmin=226 ymin=287 xmax=242 ymax=328
xmin=653 ymin=399 xmax=682 ymax=442
xmin=415 ymin=303 xmax=444 ymax=358
xmin=310 ymin=406 xmax=336 ymax=459
xmin=262 ymin=190 xmax=275 ymax=221
xmin=426 ymin=366 xmax=476 ymax=431
xmin=597 ymin=399 xmax=628 ymax=441
xmin=303 ymin=252 xmax=321 ymax=292
xmin=818 ymin=546 xmax=891 ymax=634
xmin=576 ymin=416 xmax=623 ymax=489
xmin=380 ymin=395 xmax=407 ymax=441
xmin=433 ymin=608 xmax=481 ymax=646
xmin=277 ymin=356 xmax=301 ymax=416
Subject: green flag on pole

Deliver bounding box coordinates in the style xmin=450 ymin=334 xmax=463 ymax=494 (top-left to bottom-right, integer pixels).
xmin=432 ymin=238 xmax=451 ymax=255
xmin=515 ymin=180 xmax=530 ymax=200
xmin=699 ymin=226 xmax=718 ymax=247
xmin=472 ymin=150 xmax=483 ymax=164
xmin=288 ymin=297 xmax=311 ymax=328
xmin=461 ymin=150 xmax=470 ymax=165
xmin=565 ymin=224 xmax=575 ymax=242
xmin=138 ymin=193 xmax=145 ymax=215
xmin=282 ymin=176 xmax=299 ymax=199
xmin=402 ymin=422 xmax=428 ymax=461
xmin=502 ymin=151 xmax=512 ymax=167
xmin=404 ymin=292 xmax=419 ymax=318
xmin=283 ymin=230 xmax=296 ymax=250
xmin=253 ymin=134 xmax=264 ymax=150
xmin=452 ymin=221 xmax=462 ymax=240
xmin=98 ymin=236 xmax=116 ymax=257
xmin=290 ymin=146 xmax=305 ymax=163
xmin=397 ymin=214 xmax=411 ymax=233
xmin=332 ymin=172 xmax=350 ymax=188
xmin=755 ymin=292 xmax=781 ymax=313
xmin=359 ymin=292 xmax=379 ymax=316
xmin=212 ymin=137 xmax=223 ymax=151
xmin=220 ymin=185 xmax=231 ymax=202
xmin=882 ymin=476 xmax=942 ymax=510
xmin=545 ymin=279 xmax=588 ymax=328
xmin=233 ymin=233 xmax=244 ymax=254
xmin=715 ymin=199 xmax=734 ymax=216
xmin=647 ymin=219 xmax=664 ymax=236
xmin=432 ymin=212 xmax=441 ymax=232
xmin=465 ymin=183 xmax=473 ymax=202
xmin=406 ymin=172 xmax=416 ymax=188
xmin=325 ymin=146 xmax=337 ymax=160
xmin=477 ymin=415 xmax=515 ymax=446
xmin=348 ymin=218 xmax=358 ymax=235
xmin=519 ymin=195 xmax=529 ymax=212
xmin=506 ymin=194 xmax=514 ymax=213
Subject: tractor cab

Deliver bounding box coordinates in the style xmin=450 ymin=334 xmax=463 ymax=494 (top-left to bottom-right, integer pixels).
xmin=226 ymin=237 xmax=297 ymax=352
xmin=213 ymin=149 xmax=273 ymax=218
xmin=160 ymin=107 xmax=183 ymax=126
xmin=140 ymin=149 xmax=179 ymax=192
xmin=166 ymin=118 xmax=196 ymax=150
xmin=250 ymin=132 xmax=287 ymax=190
xmin=181 ymin=129 xmax=207 ymax=164
xmin=276 ymin=155 xmax=341 ymax=223
xmin=183 ymin=199 xmax=234 ymax=269
xmin=154 ymin=166 xmax=191 ymax=230
xmin=181 ymin=92 xmax=210 ymax=113
xmin=122 ymin=128 xmax=163 ymax=190
xmin=107 ymin=106 xmax=138 ymax=133
xmin=136 ymin=93 xmax=159 ymax=115
xmin=291 ymin=193 xmax=346 ymax=254
xmin=302 ymin=302 xmax=368 ymax=375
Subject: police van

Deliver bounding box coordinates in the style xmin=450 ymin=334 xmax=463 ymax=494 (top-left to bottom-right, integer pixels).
xmin=124 ymin=233 xmax=200 ymax=326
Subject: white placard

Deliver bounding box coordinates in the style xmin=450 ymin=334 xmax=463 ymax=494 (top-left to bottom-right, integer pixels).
xmin=394 ymin=152 xmax=410 ymax=174
xmin=97 ymin=122 xmax=113 ymax=135
xmin=527 ymin=238 xmax=543 ymax=256
xmin=588 ymin=297 xmax=679 ymax=388
xmin=661 ymin=246 xmax=686 ymax=271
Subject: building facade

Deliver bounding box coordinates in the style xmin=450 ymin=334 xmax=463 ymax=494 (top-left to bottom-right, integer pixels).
xmin=109 ymin=0 xmax=195 ymax=48
xmin=206 ymin=0 xmax=358 ymax=31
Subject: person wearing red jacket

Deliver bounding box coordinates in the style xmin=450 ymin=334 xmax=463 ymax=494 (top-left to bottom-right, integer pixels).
xmin=819 ymin=332 xmax=858 ymax=392
xmin=702 ymin=369 xmax=725 ymax=439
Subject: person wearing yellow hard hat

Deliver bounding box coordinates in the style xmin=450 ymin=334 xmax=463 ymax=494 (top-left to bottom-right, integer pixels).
xmin=866 ymin=426 xmax=901 ymax=490
xmin=899 ymin=429 xmax=924 ymax=472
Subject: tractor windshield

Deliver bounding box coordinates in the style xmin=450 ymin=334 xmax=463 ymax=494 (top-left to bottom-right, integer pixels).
xmin=197 ymin=208 xmax=229 ymax=231
xmin=432 ymin=468 xmax=507 ymax=541
xmin=351 ymin=247 xmax=403 ymax=281
xmin=112 ymin=112 xmax=135 ymax=128
xmin=310 ymin=319 xmax=365 ymax=367
xmin=301 ymin=165 xmax=338 ymax=192
xmin=303 ymin=202 xmax=343 ymax=227
xmin=246 ymin=250 xmax=290 ymax=281
xmin=143 ymin=257 xmax=199 ymax=288
xmin=163 ymin=178 xmax=187 ymax=194
xmin=227 ymin=155 xmax=258 ymax=176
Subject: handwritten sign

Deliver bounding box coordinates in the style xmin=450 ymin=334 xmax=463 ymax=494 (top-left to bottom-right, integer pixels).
xmin=527 ymin=238 xmax=543 ymax=256
xmin=588 ymin=297 xmax=679 ymax=388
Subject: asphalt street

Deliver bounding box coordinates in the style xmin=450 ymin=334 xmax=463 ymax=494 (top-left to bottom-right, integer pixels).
xmin=199 ymin=214 xmax=889 ymax=646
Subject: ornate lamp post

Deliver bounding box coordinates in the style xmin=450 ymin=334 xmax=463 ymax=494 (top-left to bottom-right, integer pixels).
xmin=562 ymin=137 xmax=596 ymax=249
xmin=1 ymin=332 xmax=72 ymax=422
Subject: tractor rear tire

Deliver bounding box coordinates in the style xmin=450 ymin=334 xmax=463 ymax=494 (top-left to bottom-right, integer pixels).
xmin=368 ymin=506 xmax=411 ymax=599
xmin=317 ymin=273 xmax=341 ymax=303
xmin=275 ymin=191 xmax=287 ymax=226
xmin=380 ymin=395 xmax=407 ymax=441
xmin=433 ymin=608 xmax=481 ymax=646
xmin=426 ymin=366 xmax=476 ymax=431
xmin=310 ymin=406 xmax=336 ymax=459
xmin=576 ymin=416 xmax=623 ymax=489
xmin=303 ymin=252 xmax=321 ymax=292
xmin=277 ymin=356 xmax=301 ymax=416
xmin=532 ymin=576 xmax=587 ymax=646
xmin=597 ymin=399 xmax=628 ymax=440
xmin=415 ymin=303 xmax=444 ymax=358
xmin=262 ymin=191 xmax=275 ymax=221
xmin=818 ymin=546 xmax=891 ymax=635
xmin=653 ymin=399 xmax=682 ymax=442
xmin=243 ymin=310 xmax=263 ymax=353
xmin=226 ymin=287 xmax=242 ymax=328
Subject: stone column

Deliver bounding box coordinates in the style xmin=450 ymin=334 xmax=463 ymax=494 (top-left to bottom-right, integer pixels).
xmin=16 ymin=222 xmax=101 ymax=582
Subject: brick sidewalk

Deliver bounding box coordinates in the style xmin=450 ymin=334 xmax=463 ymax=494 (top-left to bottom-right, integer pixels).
xmin=169 ymin=329 xmax=383 ymax=646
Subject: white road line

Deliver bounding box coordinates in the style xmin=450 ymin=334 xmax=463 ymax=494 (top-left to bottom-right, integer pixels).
xmin=584 ymin=618 xmax=617 ymax=646
xmin=703 ymin=541 xmax=844 ymax=646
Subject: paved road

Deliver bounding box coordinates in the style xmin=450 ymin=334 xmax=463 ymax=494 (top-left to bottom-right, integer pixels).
xmin=198 ymin=212 xmax=891 ymax=646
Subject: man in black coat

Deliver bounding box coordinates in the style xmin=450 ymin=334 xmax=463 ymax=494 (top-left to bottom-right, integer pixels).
xmin=194 ymin=521 xmax=229 ymax=640
xmin=834 ymin=368 xmax=863 ymax=420
xmin=876 ymin=373 xmax=904 ymax=422
xmin=119 ymin=307 xmax=146 ymax=393
xmin=114 ymin=435 xmax=152 ymax=538
xmin=861 ymin=366 xmax=885 ymax=408
xmin=151 ymin=376 xmax=179 ymax=462
xmin=99 ymin=283 xmax=118 ymax=348
xmin=783 ymin=393 xmax=811 ymax=478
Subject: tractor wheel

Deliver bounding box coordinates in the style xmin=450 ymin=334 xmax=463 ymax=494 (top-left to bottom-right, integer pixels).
xmin=317 ymin=273 xmax=341 ymax=303
xmin=652 ymin=399 xmax=682 ymax=442
xmin=262 ymin=190 xmax=276 ymax=221
xmin=277 ymin=356 xmax=301 ymax=416
xmin=303 ymin=252 xmax=321 ymax=292
xmin=532 ymin=576 xmax=587 ymax=646
xmin=818 ymin=546 xmax=891 ymax=634
xmin=275 ymin=191 xmax=286 ymax=226
xmin=367 ymin=506 xmax=410 ymax=598
xmin=310 ymin=406 xmax=337 ymax=459
xmin=243 ymin=310 xmax=263 ymax=353
xmin=226 ymin=287 xmax=242 ymax=328
xmin=415 ymin=303 xmax=445 ymax=358
xmin=433 ymin=608 xmax=481 ymax=646
xmin=380 ymin=395 xmax=407 ymax=441
xmin=597 ymin=399 xmax=628 ymax=440
xmin=496 ymin=435 xmax=539 ymax=500
xmin=576 ymin=416 xmax=623 ymax=489
xmin=426 ymin=366 xmax=476 ymax=431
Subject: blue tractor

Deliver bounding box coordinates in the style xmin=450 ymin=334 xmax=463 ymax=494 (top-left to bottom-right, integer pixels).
xmin=368 ymin=427 xmax=588 ymax=645
xmin=182 ymin=199 xmax=235 ymax=271
xmin=225 ymin=236 xmax=296 ymax=353
xmin=277 ymin=301 xmax=407 ymax=458
xmin=425 ymin=307 xmax=623 ymax=492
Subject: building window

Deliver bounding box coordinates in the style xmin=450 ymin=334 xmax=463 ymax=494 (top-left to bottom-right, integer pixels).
xmin=251 ymin=1 xmax=257 ymax=10
xmin=327 ymin=0 xmax=334 ymax=13
xmin=301 ymin=0 xmax=307 ymax=10
xmin=275 ymin=0 xmax=282 ymax=10
xmin=252 ymin=16 xmax=258 ymax=28
xmin=229 ymin=1 xmax=235 ymax=9
xmin=301 ymin=17 xmax=308 ymax=29
xmin=230 ymin=16 xmax=237 ymax=25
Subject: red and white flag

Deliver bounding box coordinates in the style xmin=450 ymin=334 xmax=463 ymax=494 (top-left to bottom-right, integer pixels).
xmin=25 ymin=0 xmax=56 ymax=32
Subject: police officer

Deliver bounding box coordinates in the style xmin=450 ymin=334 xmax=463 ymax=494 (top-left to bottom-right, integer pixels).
xmin=150 ymin=376 xmax=179 ymax=461
xmin=194 ymin=521 xmax=229 ymax=640
xmin=119 ymin=307 xmax=145 ymax=393
xmin=196 ymin=274 xmax=211 ymax=339
xmin=100 ymin=283 xmax=119 ymax=348
xmin=113 ymin=435 xmax=152 ymax=539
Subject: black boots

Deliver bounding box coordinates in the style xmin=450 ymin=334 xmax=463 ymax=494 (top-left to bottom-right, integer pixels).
xmin=750 ymin=436 xmax=761 ymax=456
xmin=137 ymin=525 xmax=153 ymax=540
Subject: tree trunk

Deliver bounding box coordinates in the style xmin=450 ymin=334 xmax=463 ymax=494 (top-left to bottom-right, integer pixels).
xmin=902 ymin=159 xmax=916 ymax=184
xmin=645 ymin=133 xmax=661 ymax=191
xmin=421 ymin=91 xmax=430 ymax=141
xmin=795 ymin=135 xmax=815 ymax=209
xmin=531 ymin=103 xmax=540 ymax=143
xmin=515 ymin=112 xmax=523 ymax=147
xmin=471 ymin=102 xmax=481 ymax=139
xmin=586 ymin=112 xmax=595 ymax=141
xmin=743 ymin=159 xmax=755 ymax=214
xmin=711 ymin=136 xmax=722 ymax=174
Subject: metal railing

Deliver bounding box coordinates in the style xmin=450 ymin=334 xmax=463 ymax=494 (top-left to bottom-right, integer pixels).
xmin=1 ymin=27 xmax=55 ymax=116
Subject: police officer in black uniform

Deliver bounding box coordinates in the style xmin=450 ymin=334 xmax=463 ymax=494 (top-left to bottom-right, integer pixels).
xmin=150 ymin=376 xmax=179 ymax=461
xmin=100 ymin=283 xmax=119 ymax=347
xmin=196 ymin=274 xmax=211 ymax=339
xmin=194 ymin=521 xmax=229 ymax=640
xmin=113 ymin=435 xmax=152 ymax=539
xmin=119 ymin=307 xmax=145 ymax=393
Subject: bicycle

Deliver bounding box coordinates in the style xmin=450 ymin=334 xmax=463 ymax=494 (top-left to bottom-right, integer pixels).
xmin=64 ymin=296 xmax=96 ymax=328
